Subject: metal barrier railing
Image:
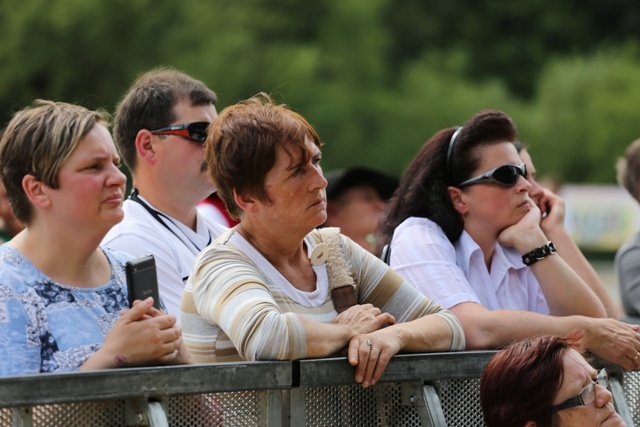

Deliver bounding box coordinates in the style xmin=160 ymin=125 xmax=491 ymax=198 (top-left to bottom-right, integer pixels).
xmin=0 ymin=361 xmax=291 ymax=427
xmin=0 ymin=352 xmax=637 ymax=427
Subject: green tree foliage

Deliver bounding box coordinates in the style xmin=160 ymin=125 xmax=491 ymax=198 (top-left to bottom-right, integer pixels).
xmin=519 ymin=46 xmax=640 ymax=184
xmin=382 ymin=0 xmax=640 ymax=98
xmin=1 ymin=0 xmax=640 ymax=184
xmin=0 ymin=0 xmax=187 ymax=119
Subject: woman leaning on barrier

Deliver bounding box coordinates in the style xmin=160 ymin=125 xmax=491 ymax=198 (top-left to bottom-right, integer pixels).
xmin=481 ymin=334 xmax=626 ymax=427
xmin=180 ymin=93 xmax=465 ymax=388
xmin=377 ymin=109 xmax=640 ymax=371
xmin=0 ymin=100 xmax=192 ymax=375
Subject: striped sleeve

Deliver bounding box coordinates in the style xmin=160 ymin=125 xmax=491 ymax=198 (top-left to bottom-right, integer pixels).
xmin=340 ymin=235 xmax=466 ymax=351
xmin=184 ymin=244 xmax=307 ymax=361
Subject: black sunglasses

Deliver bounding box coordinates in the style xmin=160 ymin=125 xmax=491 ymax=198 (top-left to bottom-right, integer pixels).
xmin=458 ymin=163 xmax=527 ymax=188
xmin=150 ymin=122 xmax=209 ymax=143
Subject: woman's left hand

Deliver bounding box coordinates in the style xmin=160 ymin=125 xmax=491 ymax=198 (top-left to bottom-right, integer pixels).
xmin=347 ymin=330 xmax=402 ymax=388
xmin=537 ymin=188 xmax=566 ymax=236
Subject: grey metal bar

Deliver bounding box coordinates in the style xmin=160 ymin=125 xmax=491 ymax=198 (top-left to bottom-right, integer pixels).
xmin=11 ymin=407 xmax=32 ymax=427
xmin=0 ymin=361 xmax=291 ymax=408
xmin=296 ymin=351 xmax=498 ymax=387
xmin=124 ymin=398 xmax=150 ymax=426
xmin=265 ymin=389 xmax=283 ymax=427
xmin=401 ymin=381 xmax=447 ymax=427
xmin=147 ymin=401 xmax=169 ymax=427
xmin=610 ymin=377 xmax=635 ymax=427
xmin=288 ymin=388 xmax=307 ymax=427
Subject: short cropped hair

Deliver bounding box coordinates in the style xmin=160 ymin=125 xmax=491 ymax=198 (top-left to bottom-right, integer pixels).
xmin=114 ymin=67 xmax=217 ymax=172
xmin=617 ymin=138 xmax=640 ymax=202
xmin=0 ymin=99 xmax=109 ymax=224
xmin=480 ymin=334 xmax=584 ymax=427
xmin=206 ymin=93 xmax=323 ymax=219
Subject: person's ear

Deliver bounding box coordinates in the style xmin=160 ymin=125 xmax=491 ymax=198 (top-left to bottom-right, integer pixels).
xmin=523 ymin=421 xmax=537 ymax=427
xmin=135 ymin=129 xmax=158 ymax=166
xmin=22 ymin=175 xmax=51 ymax=209
xmin=233 ymin=188 xmax=257 ymax=214
xmin=447 ymin=186 xmax=469 ymax=215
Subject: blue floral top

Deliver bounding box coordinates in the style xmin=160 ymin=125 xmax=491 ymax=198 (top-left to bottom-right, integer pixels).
xmin=0 ymin=245 xmax=134 ymax=376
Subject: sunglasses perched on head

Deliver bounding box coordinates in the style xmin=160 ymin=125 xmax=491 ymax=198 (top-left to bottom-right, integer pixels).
xmin=150 ymin=122 xmax=209 ymax=143
xmin=457 ymin=163 xmax=527 ymax=188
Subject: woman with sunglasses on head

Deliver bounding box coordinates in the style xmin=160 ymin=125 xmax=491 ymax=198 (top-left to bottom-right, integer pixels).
xmin=0 ymin=100 xmax=192 ymax=375
xmin=378 ymin=109 xmax=640 ymax=370
xmin=481 ymin=334 xmax=626 ymax=426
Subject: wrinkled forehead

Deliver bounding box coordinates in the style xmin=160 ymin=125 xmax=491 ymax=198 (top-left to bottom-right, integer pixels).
xmin=560 ymin=349 xmax=597 ymax=392
xmin=280 ymin=136 xmax=319 ymax=166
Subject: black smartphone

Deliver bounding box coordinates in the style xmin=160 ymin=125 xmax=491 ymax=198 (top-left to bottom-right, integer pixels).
xmin=125 ymin=254 xmax=161 ymax=309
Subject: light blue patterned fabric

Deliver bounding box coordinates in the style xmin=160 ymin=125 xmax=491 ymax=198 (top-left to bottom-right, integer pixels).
xmin=0 ymin=245 xmax=134 ymax=376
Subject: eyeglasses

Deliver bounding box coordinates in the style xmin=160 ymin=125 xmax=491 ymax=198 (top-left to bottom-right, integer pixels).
xmin=457 ymin=163 xmax=527 ymax=188
xmin=551 ymin=369 xmax=609 ymax=413
xmin=150 ymin=122 xmax=209 ymax=143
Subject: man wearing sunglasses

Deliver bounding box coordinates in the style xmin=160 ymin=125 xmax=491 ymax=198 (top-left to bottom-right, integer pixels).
xmin=102 ymin=67 xmax=227 ymax=319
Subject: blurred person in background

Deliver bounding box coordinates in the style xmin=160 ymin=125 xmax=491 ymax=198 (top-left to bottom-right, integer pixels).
xmin=0 ymin=100 xmax=190 ymax=375
xmin=181 ymin=93 xmax=464 ymax=388
xmin=102 ymin=68 xmax=227 ymax=318
xmin=198 ymin=191 xmax=240 ymax=228
xmin=378 ymin=109 xmax=640 ymax=370
xmin=0 ymin=180 xmax=23 ymax=242
xmin=481 ymin=334 xmax=625 ymax=427
xmin=0 ymin=129 xmax=23 ymax=243
xmin=321 ymin=166 xmax=398 ymax=256
xmin=517 ymin=141 xmax=619 ymax=318
xmin=615 ymin=138 xmax=640 ymax=319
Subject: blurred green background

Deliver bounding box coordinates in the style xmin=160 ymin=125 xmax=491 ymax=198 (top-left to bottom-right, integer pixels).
xmin=2 ymin=0 xmax=640 ymax=183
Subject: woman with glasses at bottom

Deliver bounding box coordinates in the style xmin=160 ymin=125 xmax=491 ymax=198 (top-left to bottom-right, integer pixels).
xmin=377 ymin=110 xmax=640 ymax=370
xmin=481 ymin=334 xmax=625 ymax=426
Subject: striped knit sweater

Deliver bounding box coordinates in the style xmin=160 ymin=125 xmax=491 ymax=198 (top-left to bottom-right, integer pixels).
xmin=181 ymin=227 xmax=464 ymax=363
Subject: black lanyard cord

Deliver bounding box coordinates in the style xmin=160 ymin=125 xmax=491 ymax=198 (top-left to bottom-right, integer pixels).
xmin=128 ymin=188 xmax=212 ymax=255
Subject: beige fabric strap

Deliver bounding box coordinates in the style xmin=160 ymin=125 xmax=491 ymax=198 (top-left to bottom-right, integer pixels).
xmin=314 ymin=227 xmax=356 ymax=291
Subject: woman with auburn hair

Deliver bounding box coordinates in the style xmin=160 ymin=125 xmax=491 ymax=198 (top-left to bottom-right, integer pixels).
xmin=377 ymin=109 xmax=640 ymax=370
xmin=481 ymin=334 xmax=625 ymax=426
xmin=181 ymin=93 xmax=465 ymax=388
